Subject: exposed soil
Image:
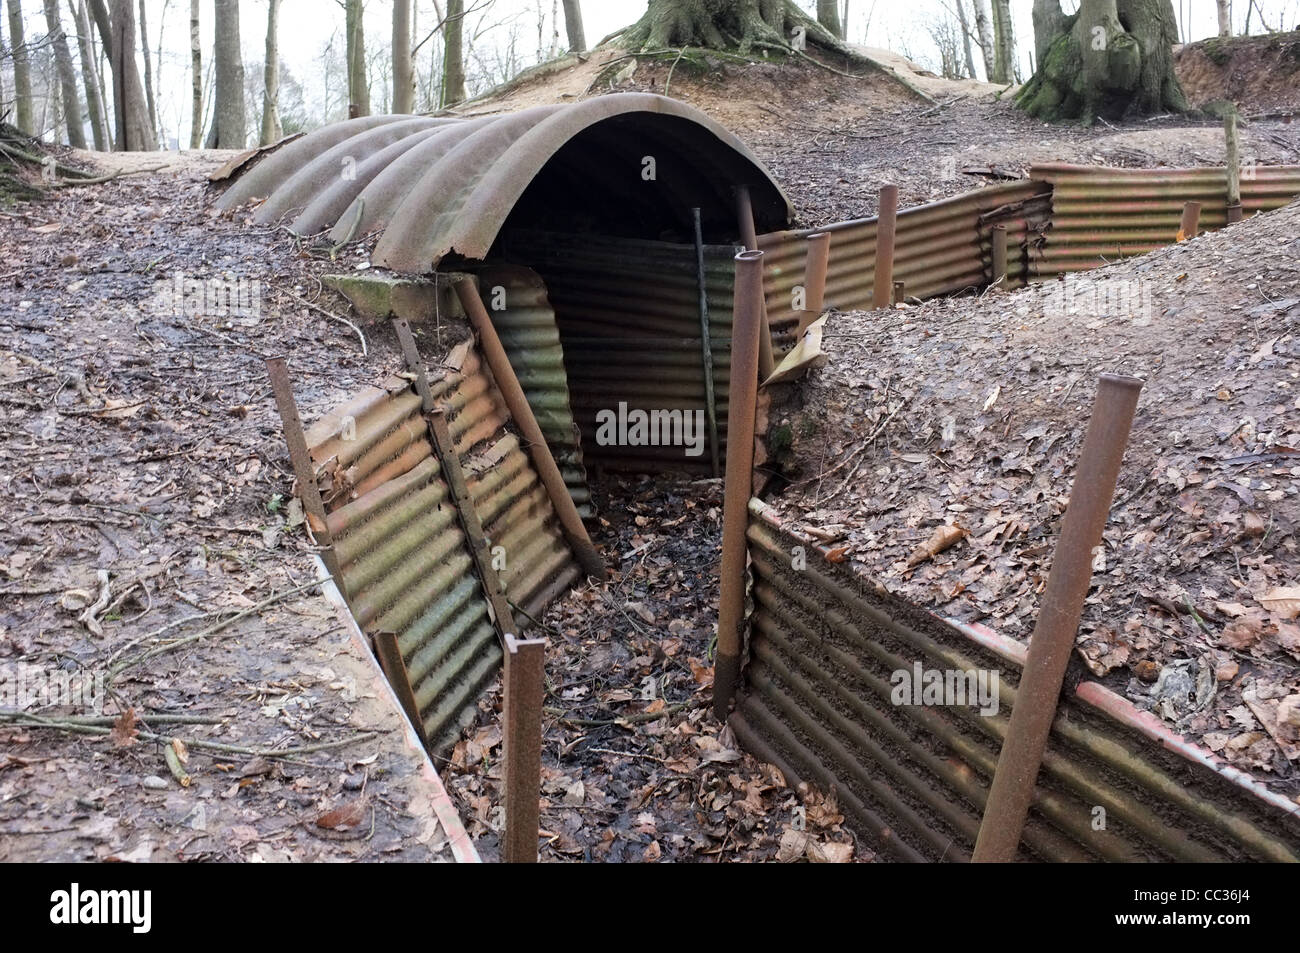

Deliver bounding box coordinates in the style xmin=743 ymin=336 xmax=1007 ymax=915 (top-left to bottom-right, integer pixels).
xmin=765 ymin=200 xmax=1300 ymax=794
xmin=1176 ymin=31 xmax=1300 ymax=115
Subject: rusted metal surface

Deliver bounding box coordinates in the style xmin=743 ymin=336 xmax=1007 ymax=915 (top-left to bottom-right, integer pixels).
xmin=692 ymin=208 xmax=722 ymax=477
xmin=757 ymin=180 xmax=1052 ymax=349
xmin=456 ymin=278 xmax=605 ymax=580
xmin=502 ymin=230 xmax=740 ymax=474
xmin=797 ymin=231 xmax=830 ymax=337
xmin=502 ymin=633 xmax=545 ymax=863
xmin=374 ymin=630 xmax=427 ymax=746
xmin=1029 ymin=163 xmax=1300 ymax=273
xmin=735 ymin=498 xmax=1300 ymax=861
xmin=990 ymin=223 xmax=1008 ymax=286
xmin=474 ymin=264 xmax=593 ymax=519
xmin=217 ymin=94 xmax=792 ymax=271
xmin=872 ymin=184 xmax=899 ymax=311
xmin=736 ymin=185 xmax=775 ymax=379
xmin=714 ymin=250 xmax=764 ymax=721
xmin=1178 ymin=200 xmax=1201 ymax=241
xmin=973 ymin=375 xmax=1143 ymax=863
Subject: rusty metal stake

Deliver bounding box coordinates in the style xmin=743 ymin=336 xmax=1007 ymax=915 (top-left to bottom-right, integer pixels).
xmin=991 ymin=223 xmax=1008 ymax=287
xmin=502 ymin=632 xmax=545 ymax=863
xmin=797 ymin=231 xmax=831 ymax=337
xmin=1225 ymin=114 xmax=1243 ymax=224
xmin=454 ymin=277 xmax=606 ymax=581
xmin=735 ymin=185 xmax=775 ymax=379
xmin=265 ymin=357 xmax=341 ymax=584
xmin=692 ymin=208 xmax=722 ymax=478
xmin=714 ymin=249 xmax=765 ymax=721
xmin=872 ymin=184 xmax=898 ymax=311
xmin=1178 ymin=201 xmax=1202 ymax=241
xmin=391 ymin=318 xmax=435 ymax=411
xmin=373 ymin=630 xmax=428 ymax=746
xmin=972 ymin=374 xmax=1143 ymax=863
xmin=892 ymin=280 xmax=906 ymax=306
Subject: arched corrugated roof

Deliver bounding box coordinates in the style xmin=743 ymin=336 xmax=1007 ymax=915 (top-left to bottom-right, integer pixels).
xmin=214 ymin=93 xmax=792 ymax=273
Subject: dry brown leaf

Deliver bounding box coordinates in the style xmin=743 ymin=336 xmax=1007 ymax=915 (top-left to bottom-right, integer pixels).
xmin=807 ymin=839 xmax=854 ymax=863
xmin=109 ymin=708 xmax=140 ymax=748
xmin=906 ymin=524 xmax=967 ymax=568
xmin=1258 ymin=586 xmax=1300 ymax=620
xmin=1220 ymin=618 xmax=1266 ymax=650
xmin=316 ymin=798 xmax=368 ymax=830
xmin=777 ymin=829 xmax=808 ymax=863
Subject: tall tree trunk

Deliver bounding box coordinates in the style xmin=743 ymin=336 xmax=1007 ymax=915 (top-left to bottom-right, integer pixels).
xmin=188 ymin=0 xmax=200 ymax=148
xmin=136 ymin=0 xmax=155 ymax=136
xmin=561 ymin=0 xmax=585 ymax=52
xmin=956 ymin=0 xmax=978 ymax=79
xmin=43 ymin=0 xmax=87 ymax=146
xmin=107 ymin=0 xmax=156 ymax=149
xmin=442 ymin=0 xmax=465 ymax=107
xmin=1016 ymin=0 xmax=1188 ymax=123
xmin=816 ymin=0 xmax=843 ymax=39
xmin=392 ymin=0 xmax=414 ymax=112
xmin=1216 ymin=0 xmax=1231 ymax=36
xmin=208 ymin=0 xmax=245 ymax=148
xmin=6 ymin=0 xmax=35 ymax=134
xmin=0 ymin=14 xmax=6 ymax=121
xmin=345 ymin=0 xmax=369 ymax=115
xmin=70 ymin=0 xmax=109 ymax=149
xmin=1031 ymin=0 xmax=1066 ymax=68
xmin=971 ymin=0 xmax=996 ymax=80
xmin=990 ymin=0 xmax=1015 ymax=83
xmin=260 ymin=0 xmax=282 ymax=142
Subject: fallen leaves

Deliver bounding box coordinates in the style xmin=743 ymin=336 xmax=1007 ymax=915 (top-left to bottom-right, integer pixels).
xmin=109 ymin=709 xmax=140 ymax=749
xmin=905 ymin=524 xmax=967 ymax=569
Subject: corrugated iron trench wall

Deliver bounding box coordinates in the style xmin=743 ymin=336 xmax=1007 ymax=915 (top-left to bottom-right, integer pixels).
xmin=733 ymin=501 xmax=1300 ymax=862
xmin=756 ymin=164 xmax=1300 ymax=356
xmin=304 ymin=340 xmax=579 ymax=755
xmin=500 ymin=230 xmax=739 ymax=475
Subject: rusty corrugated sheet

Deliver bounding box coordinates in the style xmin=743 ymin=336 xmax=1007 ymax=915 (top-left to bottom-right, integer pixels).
xmin=476 ymin=263 xmax=593 ymax=519
xmin=756 ymin=181 xmax=1052 ymax=353
xmin=1029 ymin=163 xmax=1300 ymax=274
xmin=502 ymin=230 xmax=738 ymax=473
xmin=733 ymin=498 xmax=1300 ymax=862
xmin=301 ymin=341 xmax=578 ymax=754
xmin=215 ymin=94 xmax=792 ymax=272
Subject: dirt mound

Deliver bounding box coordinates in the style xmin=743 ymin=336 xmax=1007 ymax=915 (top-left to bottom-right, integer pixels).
xmin=1176 ymin=31 xmax=1300 ymax=115
xmin=768 ymin=200 xmax=1300 ymax=791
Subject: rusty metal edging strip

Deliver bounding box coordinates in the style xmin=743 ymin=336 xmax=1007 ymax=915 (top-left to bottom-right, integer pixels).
xmin=502 ymin=633 xmax=545 ymax=863
xmin=310 ymin=553 xmax=481 ymax=863
xmin=374 ymin=631 xmax=428 ymax=747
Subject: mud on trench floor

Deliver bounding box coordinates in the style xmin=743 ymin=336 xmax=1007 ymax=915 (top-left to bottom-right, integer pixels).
xmin=444 ymin=473 xmax=861 ymax=863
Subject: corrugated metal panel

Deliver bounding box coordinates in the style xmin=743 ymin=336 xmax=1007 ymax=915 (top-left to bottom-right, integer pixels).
xmin=215 ymin=94 xmax=792 ymax=272
xmin=476 ymin=263 xmax=593 ymax=519
xmin=301 ymin=341 xmax=578 ymax=754
xmin=1029 ymin=163 xmax=1300 ymax=275
xmin=734 ymin=498 xmax=1300 ymax=862
xmin=502 ymin=230 xmax=737 ymax=474
xmin=756 ymin=181 xmax=1052 ymax=353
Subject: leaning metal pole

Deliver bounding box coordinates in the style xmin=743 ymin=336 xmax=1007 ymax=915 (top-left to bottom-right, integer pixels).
xmin=713 ymin=249 xmax=765 ymax=721
xmin=972 ymin=374 xmax=1143 ymax=862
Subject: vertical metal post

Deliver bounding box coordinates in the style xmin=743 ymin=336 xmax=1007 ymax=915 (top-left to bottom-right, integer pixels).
xmin=692 ymin=208 xmax=722 ymax=478
xmin=735 ymin=185 xmax=775 ymax=379
xmin=502 ymin=633 xmax=544 ymax=863
xmin=972 ymin=374 xmax=1143 ymax=863
xmin=265 ymin=357 xmax=341 ymax=584
xmin=1178 ymin=200 xmax=1201 ymax=241
xmin=373 ymin=630 xmax=428 ymax=746
xmin=714 ymin=249 xmax=764 ymax=721
xmin=991 ymin=223 xmax=1008 ymax=287
xmin=797 ymin=231 xmax=831 ymax=337
xmin=1225 ymin=114 xmax=1243 ymax=224
xmin=892 ymin=280 xmax=906 ymax=306
xmin=454 ymin=278 xmax=606 ymax=580
xmin=872 ymin=184 xmax=898 ymax=311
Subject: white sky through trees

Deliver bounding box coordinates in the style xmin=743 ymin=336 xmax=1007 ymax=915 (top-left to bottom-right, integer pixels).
xmin=7 ymin=0 xmax=1299 ymax=148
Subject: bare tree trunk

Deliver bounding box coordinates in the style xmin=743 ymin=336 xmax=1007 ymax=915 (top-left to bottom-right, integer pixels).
xmin=1216 ymin=0 xmax=1231 ymax=36
xmin=208 ymin=0 xmax=245 ymax=148
xmin=259 ymin=0 xmax=282 ymax=142
xmin=136 ymin=0 xmax=156 ymax=136
xmin=972 ymin=0 xmax=996 ymax=80
xmin=107 ymin=0 xmax=156 ymax=149
xmin=816 ymin=0 xmax=843 ymax=39
xmin=990 ymin=0 xmax=1015 ymax=83
xmin=956 ymin=0 xmax=978 ymax=79
xmin=392 ymin=0 xmax=414 ymax=112
xmin=561 ymin=0 xmax=585 ymax=52
xmin=7 ymin=0 xmax=35 ymax=134
xmin=188 ymin=0 xmax=200 ymax=147
xmin=345 ymin=0 xmax=369 ymax=115
xmin=1017 ymin=0 xmax=1188 ymax=123
xmin=442 ymin=0 xmax=465 ymax=107
xmin=70 ymin=0 xmax=109 ymax=148
xmin=1031 ymin=0 xmax=1066 ymax=68
xmin=42 ymin=0 xmax=87 ymax=146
